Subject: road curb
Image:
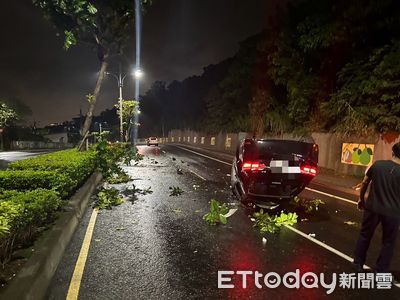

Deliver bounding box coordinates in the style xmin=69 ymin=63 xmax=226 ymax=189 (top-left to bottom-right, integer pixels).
xmin=1 ymin=172 xmax=103 ymax=300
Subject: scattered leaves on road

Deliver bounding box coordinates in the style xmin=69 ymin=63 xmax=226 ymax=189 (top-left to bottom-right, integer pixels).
xmin=106 ymin=171 xmax=132 ymax=184
xmin=291 ymin=197 xmax=325 ymax=213
xmin=344 ymin=221 xmax=358 ymax=227
xmin=252 ymin=210 xmax=298 ymax=234
xmin=169 ymin=186 xmax=184 ymax=196
xmin=141 ymin=187 xmax=153 ymax=195
xmin=122 ymin=184 xmax=153 ymax=199
xmin=94 ymin=187 xmax=124 ymax=210
xmin=203 ymin=199 xmax=229 ymax=225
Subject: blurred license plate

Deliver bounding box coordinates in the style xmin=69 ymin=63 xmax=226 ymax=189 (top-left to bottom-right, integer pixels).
xmin=270 ymin=160 xmax=300 ymax=173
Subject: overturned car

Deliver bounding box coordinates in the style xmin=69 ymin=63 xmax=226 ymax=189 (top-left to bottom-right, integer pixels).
xmin=231 ymin=138 xmax=319 ymax=209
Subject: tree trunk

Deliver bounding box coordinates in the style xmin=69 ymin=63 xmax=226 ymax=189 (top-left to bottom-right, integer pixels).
xmin=78 ymin=58 xmax=109 ymax=150
xmin=125 ymin=123 xmax=131 ymax=142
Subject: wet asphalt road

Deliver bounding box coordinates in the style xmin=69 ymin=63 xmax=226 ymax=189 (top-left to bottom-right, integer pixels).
xmin=47 ymin=145 xmax=400 ymax=299
xmin=0 ymin=150 xmax=52 ymax=169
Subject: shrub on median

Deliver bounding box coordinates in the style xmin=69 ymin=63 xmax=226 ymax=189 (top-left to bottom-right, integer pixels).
xmin=0 ymin=189 xmax=62 ymax=266
xmin=7 ymin=149 xmax=97 ymax=195
xmin=0 ymin=170 xmax=74 ymax=198
xmin=0 ymin=150 xmax=98 ymax=270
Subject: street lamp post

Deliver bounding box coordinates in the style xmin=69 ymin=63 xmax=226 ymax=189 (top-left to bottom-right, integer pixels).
xmin=132 ymin=68 xmax=143 ymax=145
xmin=105 ymin=65 xmax=128 ymax=142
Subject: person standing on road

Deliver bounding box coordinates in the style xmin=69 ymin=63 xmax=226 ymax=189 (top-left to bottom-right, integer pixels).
xmin=353 ymin=142 xmax=400 ymax=273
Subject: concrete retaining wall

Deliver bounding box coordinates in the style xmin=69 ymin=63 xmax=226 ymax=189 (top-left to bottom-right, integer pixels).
xmin=165 ymin=129 xmax=400 ymax=176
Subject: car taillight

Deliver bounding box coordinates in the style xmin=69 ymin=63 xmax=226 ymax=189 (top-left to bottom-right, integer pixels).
xmin=242 ymin=161 xmax=266 ymax=171
xmin=301 ymin=165 xmax=318 ymax=176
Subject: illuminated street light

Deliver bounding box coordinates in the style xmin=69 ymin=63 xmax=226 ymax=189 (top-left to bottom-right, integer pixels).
xmin=134 ymin=68 xmax=143 ymax=79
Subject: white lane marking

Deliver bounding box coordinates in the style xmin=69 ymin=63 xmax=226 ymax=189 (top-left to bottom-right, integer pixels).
xmin=305 ymin=187 xmax=357 ymax=205
xmin=286 ymin=225 xmax=400 ymax=288
xmin=174 ymin=145 xmax=232 ymax=166
xmin=285 ymin=225 xmax=361 ymax=264
xmin=173 ymin=145 xmax=358 ymax=206
xmin=189 ymin=169 xmax=207 ymax=181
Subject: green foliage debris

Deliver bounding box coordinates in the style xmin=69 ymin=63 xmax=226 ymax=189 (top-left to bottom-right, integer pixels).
xmin=203 ymin=199 xmax=229 ymax=225
xmin=95 ymin=187 xmax=124 ymax=210
xmin=291 ymin=197 xmax=325 ymax=213
xmin=252 ymin=210 xmax=298 ymax=234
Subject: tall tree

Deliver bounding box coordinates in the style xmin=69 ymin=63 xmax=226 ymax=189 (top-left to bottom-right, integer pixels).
xmin=0 ymin=102 xmax=18 ymax=128
xmin=0 ymin=102 xmax=18 ymax=150
xmin=0 ymin=98 xmax=31 ymax=122
xmin=33 ymin=0 xmax=151 ymax=148
xmin=115 ymin=99 xmax=138 ymax=141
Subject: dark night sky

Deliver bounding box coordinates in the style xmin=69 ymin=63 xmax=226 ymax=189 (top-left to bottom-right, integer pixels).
xmin=0 ymin=0 xmax=271 ymax=125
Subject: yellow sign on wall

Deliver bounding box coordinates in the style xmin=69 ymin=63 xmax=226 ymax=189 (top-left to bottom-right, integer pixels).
xmin=341 ymin=143 xmax=374 ymax=166
xmin=225 ymin=137 xmax=232 ymax=149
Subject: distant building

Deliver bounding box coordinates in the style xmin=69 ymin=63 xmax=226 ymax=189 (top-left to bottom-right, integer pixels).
xmin=44 ymin=132 xmax=69 ymax=143
xmin=44 ymin=123 xmax=70 ymax=143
